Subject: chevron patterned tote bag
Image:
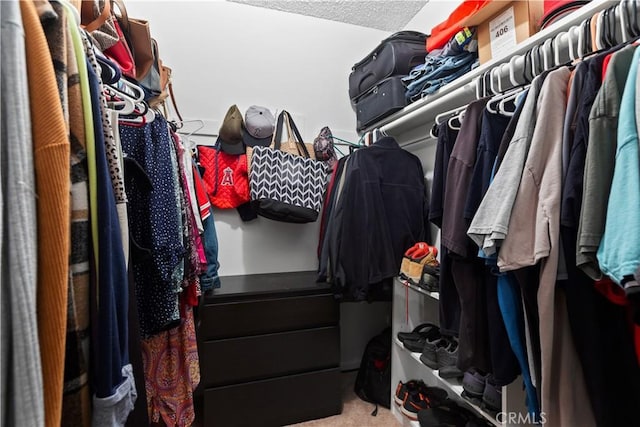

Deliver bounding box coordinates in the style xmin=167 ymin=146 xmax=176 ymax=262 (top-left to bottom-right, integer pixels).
xmin=249 ymin=112 xmax=329 ymax=223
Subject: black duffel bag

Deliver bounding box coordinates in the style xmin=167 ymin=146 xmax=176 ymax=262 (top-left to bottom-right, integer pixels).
xmin=349 ymin=31 xmax=427 ymax=102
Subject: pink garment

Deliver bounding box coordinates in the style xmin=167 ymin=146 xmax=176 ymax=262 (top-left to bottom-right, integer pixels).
xmin=141 ymin=303 xmax=200 ymax=427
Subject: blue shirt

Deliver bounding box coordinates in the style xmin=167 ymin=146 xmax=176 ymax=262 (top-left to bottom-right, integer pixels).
xmin=597 ymin=48 xmax=640 ymax=285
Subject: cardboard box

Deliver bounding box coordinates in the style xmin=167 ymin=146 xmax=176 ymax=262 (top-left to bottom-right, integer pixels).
xmin=463 ymin=1 xmax=545 ymax=64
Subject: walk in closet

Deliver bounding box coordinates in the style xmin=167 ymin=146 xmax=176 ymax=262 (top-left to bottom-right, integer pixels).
xmin=3 ymin=1 xmax=640 ymax=426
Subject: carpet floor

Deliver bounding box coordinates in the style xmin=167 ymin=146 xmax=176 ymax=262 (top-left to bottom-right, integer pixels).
xmin=288 ymin=372 xmax=400 ymax=427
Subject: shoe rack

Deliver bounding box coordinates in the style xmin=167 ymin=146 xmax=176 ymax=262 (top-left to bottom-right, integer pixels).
xmin=391 ymin=277 xmax=527 ymax=427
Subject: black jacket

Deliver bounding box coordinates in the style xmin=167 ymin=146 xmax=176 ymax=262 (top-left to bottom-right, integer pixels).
xmin=335 ymin=137 xmax=428 ymax=300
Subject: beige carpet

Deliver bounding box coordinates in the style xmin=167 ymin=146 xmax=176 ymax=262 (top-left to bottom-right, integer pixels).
xmin=289 ymin=372 xmax=400 ymax=427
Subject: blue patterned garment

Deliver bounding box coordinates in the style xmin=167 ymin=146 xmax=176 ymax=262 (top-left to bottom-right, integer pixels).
xmin=120 ymin=115 xmax=184 ymax=337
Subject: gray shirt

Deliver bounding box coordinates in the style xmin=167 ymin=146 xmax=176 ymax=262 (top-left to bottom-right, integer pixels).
xmin=1 ymin=0 xmax=45 ymax=425
xmin=467 ymin=73 xmax=546 ymax=255
xmin=577 ymin=45 xmax=637 ymax=279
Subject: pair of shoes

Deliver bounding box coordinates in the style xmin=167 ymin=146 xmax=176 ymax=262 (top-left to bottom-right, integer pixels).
xmin=419 ymin=336 xmax=464 ymax=379
xmin=394 ymin=379 xmax=425 ymax=405
xmin=395 ymin=380 xmax=448 ymax=421
xmin=417 ymin=264 xmax=440 ymax=292
xmin=397 ymin=323 xmax=439 ymax=344
xmin=401 ymin=323 xmax=441 ymax=352
xmin=399 ymin=243 xmax=438 ymax=284
xmin=461 ymin=370 xmax=502 ymax=414
xmin=417 ymin=400 xmax=490 ymax=427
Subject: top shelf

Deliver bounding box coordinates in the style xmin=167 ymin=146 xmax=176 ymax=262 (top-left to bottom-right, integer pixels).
xmin=364 ymin=0 xmax=619 ymax=146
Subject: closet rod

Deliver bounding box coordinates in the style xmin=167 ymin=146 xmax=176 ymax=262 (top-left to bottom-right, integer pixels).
xmin=374 ymin=0 xmax=620 ymax=144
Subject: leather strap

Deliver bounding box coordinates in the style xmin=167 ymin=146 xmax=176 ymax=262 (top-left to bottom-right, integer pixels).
xmin=82 ymin=0 xmax=111 ymax=33
xmin=272 ymin=111 xmax=310 ymax=158
xmin=168 ymin=79 xmax=184 ymax=122
xmin=112 ymin=0 xmax=129 ymax=31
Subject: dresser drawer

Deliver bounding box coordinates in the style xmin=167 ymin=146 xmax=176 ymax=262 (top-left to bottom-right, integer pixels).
xmin=198 ymin=294 xmax=338 ymax=340
xmin=203 ymin=368 xmax=342 ymax=427
xmin=200 ymin=326 xmax=339 ymax=388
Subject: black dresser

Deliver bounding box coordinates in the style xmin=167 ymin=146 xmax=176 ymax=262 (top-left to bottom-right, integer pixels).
xmin=196 ymin=271 xmax=342 ymax=426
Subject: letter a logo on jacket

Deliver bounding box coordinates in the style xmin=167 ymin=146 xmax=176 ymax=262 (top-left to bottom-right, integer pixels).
xmin=221 ymin=167 xmax=234 ymax=186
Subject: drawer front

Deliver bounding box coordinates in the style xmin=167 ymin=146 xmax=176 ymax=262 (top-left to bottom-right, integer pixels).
xmin=203 ymin=368 xmax=342 ymax=427
xmin=200 ymin=326 xmax=339 ymax=388
xmin=198 ymin=294 xmax=338 ymax=340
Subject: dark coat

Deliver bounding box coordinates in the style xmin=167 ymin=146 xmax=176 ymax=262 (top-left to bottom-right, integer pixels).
xmin=335 ymin=137 xmax=428 ymax=300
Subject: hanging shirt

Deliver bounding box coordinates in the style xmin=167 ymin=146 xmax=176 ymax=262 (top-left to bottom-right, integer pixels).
xmin=499 ymin=67 xmax=596 ymax=427
xmin=598 ymin=46 xmax=640 ymax=290
xmin=22 ymin=1 xmax=72 ymax=425
xmin=429 ymin=121 xmax=459 ymax=228
xmin=336 ymin=137 xmax=428 ymax=301
xmin=463 ymin=108 xmax=510 ymax=220
xmin=193 ymin=164 xmax=221 ymax=291
xmin=121 ymin=116 xmax=183 ymax=337
xmin=441 ymin=97 xmax=488 ymax=257
xmin=577 ymin=45 xmax=637 ymax=279
xmin=86 ymin=57 xmax=137 ymax=427
xmin=467 ymin=72 xmax=547 ymax=255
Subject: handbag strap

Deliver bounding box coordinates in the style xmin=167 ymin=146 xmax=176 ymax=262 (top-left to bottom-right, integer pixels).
xmin=212 ymin=144 xmax=220 ymax=197
xmin=284 ymin=112 xmax=311 ymax=158
xmin=81 ymin=0 xmax=112 ymax=32
xmin=272 ymin=111 xmax=310 ymax=158
xmin=168 ymin=78 xmax=184 ymax=122
xmin=112 ymin=0 xmax=129 ymax=31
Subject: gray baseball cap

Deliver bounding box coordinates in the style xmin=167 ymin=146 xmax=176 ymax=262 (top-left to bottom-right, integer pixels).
xmin=242 ymin=105 xmax=275 ymax=147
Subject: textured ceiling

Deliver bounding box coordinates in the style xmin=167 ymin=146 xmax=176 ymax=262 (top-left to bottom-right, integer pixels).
xmin=227 ymin=0 xmax=429 ymax=32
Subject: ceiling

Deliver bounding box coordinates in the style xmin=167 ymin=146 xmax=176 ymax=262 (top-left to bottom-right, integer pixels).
xmin=227 ymin=0 xmax=429 ymax=32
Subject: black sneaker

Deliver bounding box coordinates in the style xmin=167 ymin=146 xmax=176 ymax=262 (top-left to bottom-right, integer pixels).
xmin=417 ymin=400 xmax=480 ymax=427
xmin=461 ymin=368 xmax=487 ymax=406
xmin=394 ymin=379 xmax=424 ymax=406
xmin=436 ymin=337 xmax=464 ymax=379
xmin=420 ymin=337 xmax=445 ymax=369
xmin=401 ymin=386 xmax=449 ymax=421
xmin=481 ymin=375 xmax=502 ymax=414
xmin=401 ymin=390 xmax=430 ymax=420
xmin=418 ymin=265 xmax=440 ymax=292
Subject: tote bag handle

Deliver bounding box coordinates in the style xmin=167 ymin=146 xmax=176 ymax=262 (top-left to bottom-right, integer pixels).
xmin=272 ymin=111 xmax=311 ymax=159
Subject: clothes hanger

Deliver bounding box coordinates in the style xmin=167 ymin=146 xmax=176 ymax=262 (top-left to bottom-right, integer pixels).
xmin=567 ymin=26 xmax=579 ymax=62
xmin=373 ymin=128 xmax=384 ymax=142
xmin=620 ymin=0 xmax=633 ymax=41
xmin=95 ymin=55 xmax=121 ymax=85
xmin=509 ymin=55 xmax=523 ymax=86
xmin=429 ymin=122 xmax=440 ymax=139
xmin=434 ymin=104 xmax=468 ymax=125
xmin=104 ymin=86 xmax=136 ymax=115
xmin=486 ymin=84 xmax=526 ymax=114
xmin=498 ymin=84 xmax=529 ymax=116
xmin=447 ymin=113 xmax=463 ymax=131
xmin=602 ymin=7 xmax=614 ymax=48
xmin=332 ymin=135 xmax=361 ymax=147
xmin=593 ymin=11 xmax=603 ymax=50
xmin=631 ymin=0 xmax=640 ymax=37
xmin=542 ymin=37 xmax=554 ymax=71
xmin=522 ymin=50 xmax=534 ymax=83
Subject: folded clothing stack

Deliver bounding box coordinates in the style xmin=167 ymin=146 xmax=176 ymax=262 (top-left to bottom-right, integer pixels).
xmin=403 ymin=28 xmax=479 ymax=102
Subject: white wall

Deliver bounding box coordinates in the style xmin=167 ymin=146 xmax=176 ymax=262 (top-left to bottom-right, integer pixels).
xmin=125 ymin=0 xmax=458 ymax=370
xmin=126 ymin=0 xmax=389 ymax=276
xmin=405 ymin=0 xmax=462 ymax=35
